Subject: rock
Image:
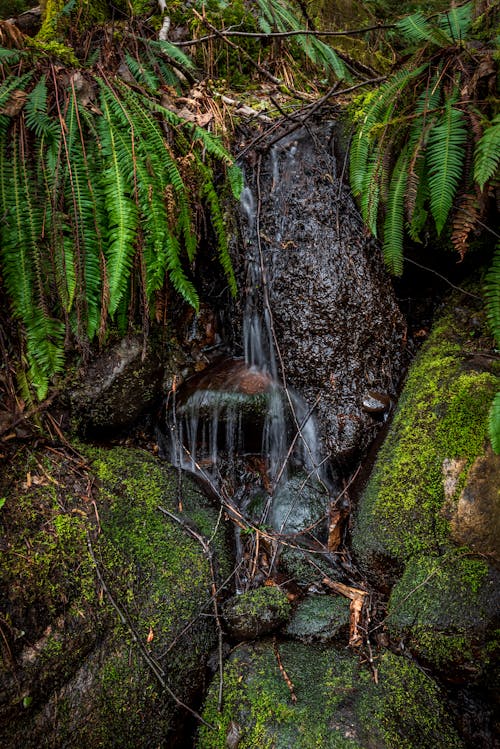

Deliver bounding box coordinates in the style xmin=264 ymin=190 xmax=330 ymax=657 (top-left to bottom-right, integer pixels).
xmin=352 ymin=291 xmax=500 ymax=678
xmin=447 ymin=446 xmax=500 ymax=562
xmin=285 ymin=595 xmax=350 ymax=643
xmin=197 ymin=641 xmax=464 ymax=748
xmin=248 ymin=472 xmax=330 ymax=538
xmin=223 ymin=587 xmax=291 ymax=640
xmin=0 ymin=445 xmax=231 ymax=748
xmin=238 ymin=124 xmax=407 ymax=464
xmin=70 ymin=335 xmax=163 ymax=435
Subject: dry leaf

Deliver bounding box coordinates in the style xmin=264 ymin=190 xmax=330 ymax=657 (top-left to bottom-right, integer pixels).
xmin=146 ymin=626 xmax=154 ymax=643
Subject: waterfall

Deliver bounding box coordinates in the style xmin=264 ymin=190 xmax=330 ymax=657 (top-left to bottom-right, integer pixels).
xmin=165 ymin=140 xmax=330 ymax=497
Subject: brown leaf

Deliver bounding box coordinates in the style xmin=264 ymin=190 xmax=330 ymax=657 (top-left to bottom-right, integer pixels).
xmin=1 ymin=89 xmax=27 ymax=117
xmin=146 ymin=626 xmax=154 ymax=643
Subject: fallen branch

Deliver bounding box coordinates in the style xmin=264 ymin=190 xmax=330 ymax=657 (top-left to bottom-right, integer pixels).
xmin=174 ymin=24 xmax=396 ymax=47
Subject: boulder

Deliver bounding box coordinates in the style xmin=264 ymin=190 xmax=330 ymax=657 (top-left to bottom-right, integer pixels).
xmin=197 ymin=641 xmax=464 ymax=748
xmin=0 ymin=445 xmax=231 ymax=748
xmin=238 ymin=124 xmax=407 ymax=465
xmin=284 ymin=595 xmax=350 ymax=643
xmin=352 ymin=291 xmax=500 ymax=677
xmin=70 ymin=335 xmax=163 ymax=434
xmin=222 ymin=587 xmax=291 ymax=640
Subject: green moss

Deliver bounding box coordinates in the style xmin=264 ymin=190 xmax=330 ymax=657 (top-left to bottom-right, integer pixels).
xmin=387 ymin=553 xmax=494 ymax=670
xmin=358 ymin=652 xmax=463 ymax=749
xmin=198 ymin=642 xmax=462 ymax=749
xmin=353 ymin=302 xmax=498 ymax=565
xmin=1 ymin=443 xmax=231 ymax=746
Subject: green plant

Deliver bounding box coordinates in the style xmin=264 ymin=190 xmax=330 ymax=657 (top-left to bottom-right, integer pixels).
xmin=349 ymin=0 xmax=499 ymax=450
xmin=0 ymin=18 xmax=241 ymax=400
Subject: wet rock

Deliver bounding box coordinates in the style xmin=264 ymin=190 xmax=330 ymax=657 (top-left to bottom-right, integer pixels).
xmin=197 ymin=641 xmax=464 ymax=748
xmin=70 ymin=335 xmax=163 ymax=434
xmin=0 ymin=445 xmax=231 ymax=748
xmin=238 ymin=124 xmax=407 ymax=464
xmin=247 ymin=472 xmax=330 ymax=538
xmin=352 ymin=291 xmax=500 ymax=678
xmin=223 ymin=587 xmax=291 ymax=640
xmin=285 ymin=595 xmax=350 ymax=643
xmin=447 ymin=446 xmax=500 ymax=562
xmin=361 ymin=390 xmax=391 ymax=415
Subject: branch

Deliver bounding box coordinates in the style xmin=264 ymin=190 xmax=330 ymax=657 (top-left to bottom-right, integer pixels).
xmin=174 ymin=24 xmax=396 ymax=47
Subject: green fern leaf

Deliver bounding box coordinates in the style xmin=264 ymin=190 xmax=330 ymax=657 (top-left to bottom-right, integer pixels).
xmin=98 ymin=84 xmax=139 ymax=317
xmin=25 ymin=77 xmax=60 ymax=140
xmin=485 ymin=241 xmax=500 ymax=347
xmin=438 ymin=2 xmax=472 ymax=41
xmin=227 ymin=163 xmax=244 ymax=200
xmin=382 ymin=146 xmax=409 ymax=276
xmin=488 ymin=391 xmax=500 ymax=454
xmin=147 ymin=38 xmax=196 ymax=71
xmin=474 ymin=113 xmax=500 ymax=190
xmin=396 ymin=11 xmax=450 ymax=46
xmin=125 ymin=53 xmax=160 ymax=92
xmin=426 ymin=101 xmax=467 ymax=234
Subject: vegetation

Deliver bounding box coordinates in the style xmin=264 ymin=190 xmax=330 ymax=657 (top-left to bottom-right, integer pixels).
xmin=348 ymin=0 xmax=499 ymax=447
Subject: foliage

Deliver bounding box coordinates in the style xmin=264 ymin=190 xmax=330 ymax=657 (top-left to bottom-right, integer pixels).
xmin=0 ymin=19 xmax=241 ymax=400
xmin=349 ymin=0 xmax=500 ymax=450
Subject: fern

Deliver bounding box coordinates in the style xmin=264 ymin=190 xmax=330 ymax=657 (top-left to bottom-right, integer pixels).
xmin=98 ymin=83 xmax=139 ymax=317
xmin=125 ymin=52 xmax=160 ymax=92
xmin=426 ymin=100 xmax=467 ymax=234
xmin=396 ymin=11 xmax=451 ymax=46
xmin=197 ymin=158 xmax=237 ymax=297
xmin=256 ymin=0 xmax=347 ymax=80
xmin=382 ymin=146 xmax=410 ymax=276
xmin=227 ymin=163 xmax=244 ymax=200
xmin=25 ymin=77 xmax=60 ymax=140
xmin=474 ymin=113 xmax=500 ymax=190
xmin=438 ymin=2 xmax=473 ymax=41
xmin=488 ymin=391 xmax=500 ymax=454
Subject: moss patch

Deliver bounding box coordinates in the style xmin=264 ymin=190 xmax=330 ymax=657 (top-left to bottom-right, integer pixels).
xmin=197 ymin=642 xmax=463 ymax=749
xmin=1 ymin=443 xmax=231 ymax=747
xmin=353 ymin=297 xmax=498 ymax=567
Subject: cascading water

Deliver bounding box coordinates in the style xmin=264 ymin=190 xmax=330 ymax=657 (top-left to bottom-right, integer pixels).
xmin=165 ymin=137 xmax=334 ymax=555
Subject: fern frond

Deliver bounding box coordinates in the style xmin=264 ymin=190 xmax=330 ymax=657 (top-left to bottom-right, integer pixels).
xmin=488 ymin=391 xmax=500 ymax=454
xmin=438 ymin=2 xmax=473 ymax=41
xmin=198 ymin=159 xmax=237 ymax=296
xmin=146 ymin=38 xmax=196 ymax=71
xmin=25 ymin=77 xmax=60 ymax=140
xmin=484 ymin=241 xmax=500 ymax=347
xmin=426 ymin=100 xmax=467 ymax=234
xmin=382 ymin=146 xmax=409 ymax=276
xmin=163 ymin=232 xmax=199 ymax=310
xmin=125 ymin=52 xmax=160 ymax=92
xmin=474 ymin=113 xmax=500 ymax=190
xmin=98 ymin=84 xmax=139 ymax=317
xmin=451 ymin=193 xmax=479 ymax=259
xmin=0 ymin=72 xmax=32 ymax=111
xmin=396 ymin=11 xmax=451 ymax=46
xmin=227 ymin=163 xmax=244 ymax=200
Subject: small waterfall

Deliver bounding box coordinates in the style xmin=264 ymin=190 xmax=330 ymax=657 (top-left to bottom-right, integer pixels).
xmin=165 ymin=141 xmax=331 ymax=501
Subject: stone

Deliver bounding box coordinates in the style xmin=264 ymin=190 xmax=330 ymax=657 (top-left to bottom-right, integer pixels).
xmin=0 ymin=444 xmax=231 ymax=748
xmin=238 ymin=124 xmax=407 ymax=464
xmin=448 ymin=446 xmax=500 ymax=562
xmin=222 ymin=586 xmax=291 ymax=640
xmin=70 ymin=335 xmax=163 ymax=435
xmin=352 ymin=290 xmax=500 ymax=678
xmin=197 ymin=641 xmax=464 ymax=749
xmin=284 ymin=595 xmax=350 ymax=643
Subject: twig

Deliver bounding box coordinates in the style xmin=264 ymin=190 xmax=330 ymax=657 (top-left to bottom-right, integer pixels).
xmin=174 ymin=24 xmax=396 ymax=47
xmin=273 ymin=638 xmax=297 ymax=703
xmin=157 ymin=505 xmax=225 ymax=712
xmin=404 ymin=258 xmax=482 ymax=299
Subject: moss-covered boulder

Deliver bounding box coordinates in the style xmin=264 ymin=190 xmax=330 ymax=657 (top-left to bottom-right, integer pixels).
xmin=197 ymin=641 xmax=463 ymax=748
xmin=223 ymin=586 xmax=291 ymax=640
xmin=352 ymin=292 xmax=500 ymax=676
xmin=0 ymin=444 xmax=231 ymax=747
xmin=285 ymin=595 xmax=350 ymax=643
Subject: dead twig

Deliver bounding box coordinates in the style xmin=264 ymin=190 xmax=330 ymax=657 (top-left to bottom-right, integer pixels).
xmin=174 ymin=24 xmax=396 ymax=47
xmin=273 ymin=637 xmax=297 ymax=703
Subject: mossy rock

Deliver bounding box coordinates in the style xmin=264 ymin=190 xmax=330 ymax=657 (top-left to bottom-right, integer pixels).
xmin=285 ymin=595 xmax=350 ymax=643
xmin=352 ymin=291 xmax=500 ymax=677
xmin=387 ymin=553 xmax=500 ymax=675
xmin=223 ymin=586 xmax=291 ymax=640
xmin=197 ymin=641 xmax=463 ymax=748
xmin=0 ymin=444 xmax=231 ymax=748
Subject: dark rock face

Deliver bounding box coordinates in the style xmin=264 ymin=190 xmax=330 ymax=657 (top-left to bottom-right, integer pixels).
xmin=238 ymin=124 xmax=407 ymax=466
xmin=70 ymin=335 xmax=163 ymax=434
xmin=0 ymin=445 xmax=231 ymax=748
